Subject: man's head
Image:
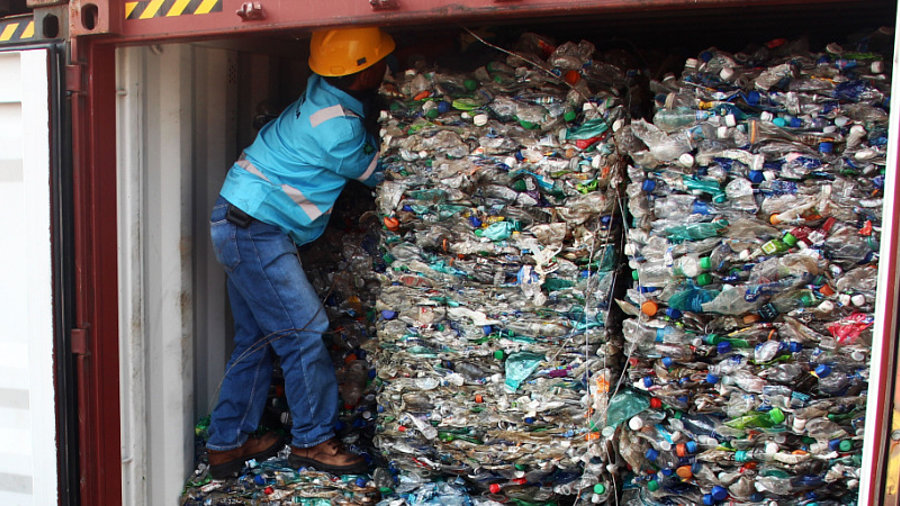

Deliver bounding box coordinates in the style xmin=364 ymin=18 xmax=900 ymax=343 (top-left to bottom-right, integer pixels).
xmin=309 ymin=27 xmax=395 ymax=91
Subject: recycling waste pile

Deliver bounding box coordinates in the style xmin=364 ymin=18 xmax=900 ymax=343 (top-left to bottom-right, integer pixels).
xmin=616 ymin=36 xmax=888 ymax=505
xmin=371 ymin=33 xmax=630 ymax=504
xmin=181 ymin=26 xmax=893 ymax=506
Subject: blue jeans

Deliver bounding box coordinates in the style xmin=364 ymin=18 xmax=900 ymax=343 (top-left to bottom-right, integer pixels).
xmin=206 ymin=195 xmax=337 ymax=451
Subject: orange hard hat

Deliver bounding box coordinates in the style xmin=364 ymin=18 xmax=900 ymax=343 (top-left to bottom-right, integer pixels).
xmin=308 ymin=27 xmax=395 ymax=77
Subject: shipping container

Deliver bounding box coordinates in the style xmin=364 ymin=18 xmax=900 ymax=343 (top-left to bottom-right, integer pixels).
xmin=0 ymin=0 xmax=898 ymax=505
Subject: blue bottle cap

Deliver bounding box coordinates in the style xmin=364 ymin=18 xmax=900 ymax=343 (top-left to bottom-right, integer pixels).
xmin=773 ymin=117 xmax=787 ymax=127
xmin=703 ymin=494 xmax=715 ymax=505
xmin=642 ymin=179 xmax=657 ymax=192
xmin=828 ymin=439 xmax=842 ymax=451
xmin=706 ymin=373 xmax=719 ymax=384
xmin=819 ymin=142 xmax=833 ymax=153
xmin=437 ymin=101 xmax=451 ymax=114
xmin=645 ymin=448 xmax=659 ymax=461
xmin=662 ymin=357 xmax=674 ymax=368
xmin=717 ymin=342 xmax=732 ymax=354
xmin=692 ymin=200 xmax=710 ymax=215
xmin=524 ymin=416 xmax=535 ymax=424
xmin=735 ymin=450 xmax=748 ymax=462
xmin=254 ymin=474 xmax=266 ymax=485
xmin=482 ymin=325 xmax=493 ymax=335
xmin=686 ymin=441 xmax=698 ymax=454
xmin=368 ymin=369 xmax=377 ymax=379
xmin=700 ymin=51 xmax=713 ymax=62
xmin=643 ymin=376 xmax=654 ymax=388
xmin=665 ymin=307 xmax=683 ymax=319
xmin=381 ymin=310 xmax=397 ymax=320
xmin=711 ymin=485 xmax=729 ymax=501
xmin=748 ymin=170 xmax=764 ymax=183
xmin=789 ymin=341 xmax=803 ymax=353
xmin=815 ymin=364 xmax=833 ymax=378
xmin=468 ymin=216 xmax=482 ymax=227
xmin=356 ymin=477 xmax=368 ymax=487
xmin=790 ymin=117 xmax=803 ymax=128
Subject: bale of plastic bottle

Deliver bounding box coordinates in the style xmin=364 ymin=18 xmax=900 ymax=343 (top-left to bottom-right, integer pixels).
xmin=372 ymin=33 xmax=630 ymax=503
xmin=617 ymin=32 xmax=888 ymax=506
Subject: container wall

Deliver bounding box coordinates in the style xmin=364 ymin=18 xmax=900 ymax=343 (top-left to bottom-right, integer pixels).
xmin=0 ymin=48 xmax=58 ymax=505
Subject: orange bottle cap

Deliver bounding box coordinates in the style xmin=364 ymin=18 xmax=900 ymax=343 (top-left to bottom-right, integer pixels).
xmin=641 ymin=301 xmax=659 ymax=316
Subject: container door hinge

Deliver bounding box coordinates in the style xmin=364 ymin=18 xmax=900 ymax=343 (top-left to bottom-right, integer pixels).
xmin=66 ymin=64 xmax=84 ymax=94
xmin=71 ymin=327 xmax=89 ymax=356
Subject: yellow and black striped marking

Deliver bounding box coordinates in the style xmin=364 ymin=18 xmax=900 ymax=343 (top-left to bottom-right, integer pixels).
xmin=0 ymin=17 xmax=35 ymax=44
xmin=125 ymin=0 xmax=223 ymax=20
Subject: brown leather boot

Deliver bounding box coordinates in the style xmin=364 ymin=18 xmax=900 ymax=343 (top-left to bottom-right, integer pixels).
xmin=207 ymin=432 xmax=285 ymax=479
xmin=288 ymin=438 xmax=368 ymax=474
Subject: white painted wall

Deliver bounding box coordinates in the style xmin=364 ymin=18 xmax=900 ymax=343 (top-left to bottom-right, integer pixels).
xmin=0 ymin=49 xmax=58 ymax=506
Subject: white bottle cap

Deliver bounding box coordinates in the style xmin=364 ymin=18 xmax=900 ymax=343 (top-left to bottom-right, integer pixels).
xmin=684 ymin=58 xmax=699 ymax=70
xmin=851 ymin=294 xmax=867 ymax=307
xmin=871 ymin=60 xmax=884 ymax=74
xmin=793 ymin=417 xmax=807 ymax=431
xmin=473 ymin=114 xmax=489 ymax=126
xmin=717 ymin=126 xmax=730 ymax=139
xmin=678 ymin=153 xmax=695 ymax=167
xmin=720 ymin=67 xmax=735 ymax=81
xmin=628 ymin=416 xmax=644 ymax=431
xmin=613 ymin=118 xmax=624 ymax=132
xmin=839 ymin=294 xmax=852 ymax=306
xmin=725 ymin=114 xmax=737 ymax=127
xmin=761 ymin=111 xmax=774 ymax=122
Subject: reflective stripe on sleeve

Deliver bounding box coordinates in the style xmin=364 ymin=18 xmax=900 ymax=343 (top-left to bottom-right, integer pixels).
xmin=356 ymin=153 xmax=379 ymax=182
xmin=281 ymin=184 xmax=324 ymax=220
xmin=309 ymin=104 xmax=360 ymax=128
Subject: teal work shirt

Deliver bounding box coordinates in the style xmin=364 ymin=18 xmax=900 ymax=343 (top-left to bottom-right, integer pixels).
xmin=220 ymin=74 xmax=381 ymax=246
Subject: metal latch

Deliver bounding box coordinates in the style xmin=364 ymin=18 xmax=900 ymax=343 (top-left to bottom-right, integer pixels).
xmin=369 ymin=0 xmax=398 ymax=10
xmin=236 ymin=2 xmax=265 ymax=21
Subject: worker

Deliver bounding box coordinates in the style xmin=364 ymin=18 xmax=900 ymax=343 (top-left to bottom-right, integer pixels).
xmin=205 ymin=26 xmax=394 ymax=480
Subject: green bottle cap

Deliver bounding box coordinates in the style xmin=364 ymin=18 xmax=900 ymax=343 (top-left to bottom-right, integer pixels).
xmin=464 ymin=79 xmax=478 ymax=91
xmin=515 ymin=463 xmax=526 ymax=470
xmin=839 ymin=440 xmax=853 ymax=452
xmin=518 ymin=119 xmax=537 ymax=130
xmin=632 ymin=270 xmax=640 ymax=281
xmin=696 ymin=273 xmax=713 ymax=286
xmin=800 ymin=292 xmax=814 ymax=306
xmin=594 ymin=483 xmax=606 ymax=494
xmin=769 ymin=407 xmax=785 ymax=424
xmin=647 ymin=480 xmax=659 ymax=492
xmin=782 ymin=232 xmax=798 ymax=247
xmin=425 ymin=108 xmax=440 ymax=119
xmin=703 ymin=334 xmax=721 ymax=345
xmin=494 ymin=350 xmax=505 ymax=360
xmin=564 ymin=110 xmax=577 ymax=122
xmin=699 ymin=256 xmax=711 ymax=271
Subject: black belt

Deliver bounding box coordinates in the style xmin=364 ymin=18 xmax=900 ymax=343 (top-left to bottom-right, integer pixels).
xmin=225 ymin=204 xmax=254 ymax=227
